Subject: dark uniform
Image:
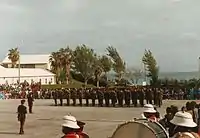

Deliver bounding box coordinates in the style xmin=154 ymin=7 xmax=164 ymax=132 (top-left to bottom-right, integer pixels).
xmin=153 ymin=88 xmax=157 ymax=105
xmin=139 ymin=89 xmax=144 ymax=107
xmin=146 ymin=89 xmax=153 ymax=104
xmin=71 ymin=90 xmax=77 ymax=106
xmin=131 ymin=89 xmax=138 ymax=107
xmin=64 ymin=89 xmax=70 ymax=106
xmin=17 ymin=100 xmax=27 ymax=135
xmin=27 ymin=93 xmax=34 ymax=113
xmin=157 ymin=89 xmax=163 ymax=107
xmin=97 ymin=90 xmax=104 ymax=107
xmin=110 ymin=90 xmax=117 ymax=107
xmin=117 ymin=90 xmax=124 ymax=107
xmin=125 ymin=89 xmax=131 ymax=107
xmin=104 ymin=91 xmax=110 ymax=107
xmin=58 ymin=89 xmax=64 ymax=106
xmin=77 ymin=89 xmax=83 ymax=106
xmin=52 ymin=90 xmax=58 ymax=106
xmin=90 ymin=90 xmax=97 ymax=107
xmin=85 ymin=90 xmax=90 ymax=106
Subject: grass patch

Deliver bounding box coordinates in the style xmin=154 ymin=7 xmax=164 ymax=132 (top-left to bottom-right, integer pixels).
xmin=42 ymin=79 xmax=95 ymax=89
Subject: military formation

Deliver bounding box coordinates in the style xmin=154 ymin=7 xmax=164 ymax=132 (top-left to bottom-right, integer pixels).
xmin=43 ymin=87 xmax=164 ymax=107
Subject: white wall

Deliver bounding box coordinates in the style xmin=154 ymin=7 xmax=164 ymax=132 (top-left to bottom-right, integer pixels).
xmin=0 ymin=76 xmax=55 ymax=85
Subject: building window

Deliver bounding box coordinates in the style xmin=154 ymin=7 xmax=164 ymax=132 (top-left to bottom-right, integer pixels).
xmin=45 ymin=79 xmax=47 ymax=84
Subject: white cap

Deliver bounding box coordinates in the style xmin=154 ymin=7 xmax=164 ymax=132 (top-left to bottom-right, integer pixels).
xmin=144 ymin=104 xmax=154 ymax=108
xmin=143 ymin=104 xmax=156 ymax=113
xmin=62 ymin=115 xmax=80 ymax=129
xmin=170 ymin=111 xmax=197 ymax=128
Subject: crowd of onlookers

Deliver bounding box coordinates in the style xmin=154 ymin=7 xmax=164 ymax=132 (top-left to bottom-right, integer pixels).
xmin=158 ymin=101 xmax=200 ymax=137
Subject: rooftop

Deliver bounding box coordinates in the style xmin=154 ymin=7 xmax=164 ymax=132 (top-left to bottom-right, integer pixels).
xmin=2 ymin=54 xmax=50 ymax=64
xmin=0 ymin=65 xmax=54 ymax=78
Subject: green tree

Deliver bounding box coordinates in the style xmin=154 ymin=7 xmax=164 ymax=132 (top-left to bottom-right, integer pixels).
xmin=73 ymin=44 xmax=97 ymax=85
xmin=142 ymin=49 xmax=159 ymax=86
xmin=8 ymin=48 xmax=19 ymax=68
xmin=106 ymin=46 xmax=126 ymax=82
xmin=100 ymin=55 xmax=112 ymax=80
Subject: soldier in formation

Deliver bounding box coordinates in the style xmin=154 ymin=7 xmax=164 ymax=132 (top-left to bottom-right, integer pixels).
xmin=47 ymin=87 xmax=164 ymax=108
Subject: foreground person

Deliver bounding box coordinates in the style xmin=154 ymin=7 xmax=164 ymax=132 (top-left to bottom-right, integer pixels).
xmin=76 ymin=121 xmax=89 ymax=138
xmin=61 ymin=115 xmax=80 ymax=138
xmin=141 ymin=104 xmax=159 ymax=121
xmin=17 ymin=99 xmax=27 ymax=135
xmin=169 ymin=111 xmax=198 ymax=137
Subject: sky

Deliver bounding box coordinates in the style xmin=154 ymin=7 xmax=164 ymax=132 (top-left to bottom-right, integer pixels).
xmin=0 ymin=0 xmax=200 ymax=72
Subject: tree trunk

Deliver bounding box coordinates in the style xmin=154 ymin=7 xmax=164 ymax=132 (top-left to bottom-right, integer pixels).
xmin=96 ymin=80 xmax=99 ymax=88
xmin=84 ymin=79 xmax=88 ymax=86
xmin=65 ymin=64 xmax=70 ymax=85
xmin=56 ymin=68 xmax=61 ymax=84
xmin=105 ymin=72 xmax=108 ymax=81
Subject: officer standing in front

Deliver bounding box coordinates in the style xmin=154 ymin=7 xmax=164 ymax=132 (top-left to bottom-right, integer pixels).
xmin=17 ymin=99 xmax=27 ymax=135
xmin=27 ymin=92 xmax=34 ymax=113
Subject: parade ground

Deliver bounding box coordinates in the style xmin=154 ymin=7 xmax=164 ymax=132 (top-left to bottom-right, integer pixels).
xmin=0 ymin=99 xmax=197 ymax=138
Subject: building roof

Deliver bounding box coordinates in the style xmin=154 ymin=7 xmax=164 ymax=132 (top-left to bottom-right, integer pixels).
xmin=2 ymin=54 xmax=50 ymax=64
xmin=0 ymin=65 xmax=55 ymax=78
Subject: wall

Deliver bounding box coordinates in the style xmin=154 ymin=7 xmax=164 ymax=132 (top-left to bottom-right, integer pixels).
xmin=0 ymin=76 xmax=55 ymax=85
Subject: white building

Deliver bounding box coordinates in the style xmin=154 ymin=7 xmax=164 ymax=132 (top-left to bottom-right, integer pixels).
xmin=1 ymin=54 xmax=51 ymax=70
xmin=0 ymin=65 xmax=55 ymax=85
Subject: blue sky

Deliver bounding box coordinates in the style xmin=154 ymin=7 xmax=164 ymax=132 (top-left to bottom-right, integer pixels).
xmin=0 ymin=0 xmax=200 ymax=72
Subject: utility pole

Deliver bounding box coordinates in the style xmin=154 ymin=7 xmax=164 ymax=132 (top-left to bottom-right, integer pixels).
xmin=18 ymin=40 xmax=24 ymax=85
xmin=18 ymin=47 xmax=20 ymax=85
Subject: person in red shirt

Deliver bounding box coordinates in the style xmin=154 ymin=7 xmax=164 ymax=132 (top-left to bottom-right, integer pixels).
xmin=141 ymin=104 xmax=159 ymax=122
xmin=61 ymin=115 xmax=80 ymax=138
xmin=76 ymin=121 xmax=89 ymax=138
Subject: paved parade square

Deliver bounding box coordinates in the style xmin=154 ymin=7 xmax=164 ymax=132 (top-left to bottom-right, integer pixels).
xmin=0 ymin=100 xmax=195 ymax=138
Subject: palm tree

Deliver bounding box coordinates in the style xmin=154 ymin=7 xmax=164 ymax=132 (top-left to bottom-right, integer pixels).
xmin=100 ymin=55 xmax=112 ymax=80
xmin=8 ymin=48 xmax=19 ymax=68
xmin=49 ymin=51 xmax=62 ymax=84
xmin=59 ymin=47 xmax=73 ymax=85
